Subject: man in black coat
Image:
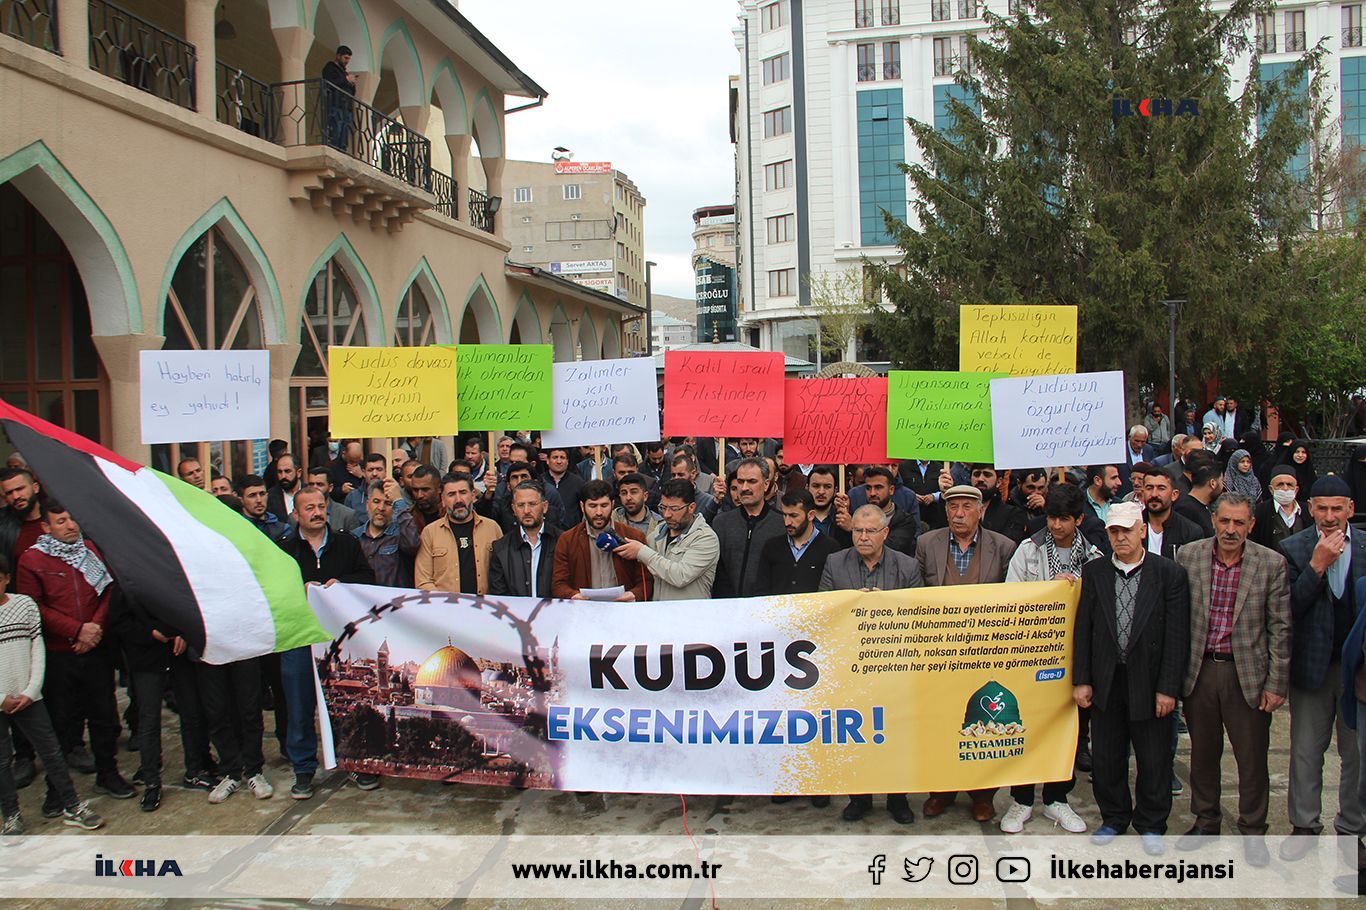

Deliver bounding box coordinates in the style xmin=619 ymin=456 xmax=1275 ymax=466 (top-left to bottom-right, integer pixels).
xmin=487 ymin=481 xmax=561 ymax=598
xmin=757 ymin=491 xmax=840 ymax=598
xmin=1138 ymin=471 xmax=1206 ymax=558
xmin=971 ymin=464 xmax=1029 ymax=544
xmin=1074 ymin=501 xmax=1189 ymax=845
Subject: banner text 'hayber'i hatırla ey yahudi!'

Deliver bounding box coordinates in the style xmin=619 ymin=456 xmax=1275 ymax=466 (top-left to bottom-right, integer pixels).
xmin=308 ymin=581 xmax=1079 ymax=794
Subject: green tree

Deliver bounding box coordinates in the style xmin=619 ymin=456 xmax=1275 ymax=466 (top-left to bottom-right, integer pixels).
xmin=804 ymin=269 xmax=878 ymax=364
xmin=870 ymin=0 xmax=1324 ymax=413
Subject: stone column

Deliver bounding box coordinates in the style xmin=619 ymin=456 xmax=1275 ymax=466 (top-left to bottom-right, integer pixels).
xmin=444 ymin=133 xmax=472 ymax=219
xmin=91 ymin=334 xmax=165 ymax=464
xmin=265 ymin=342 xmax=301 ymax=446
xmin=184 ymin=0 xmax=217 ymax=118
xmin=54 ymin=0 xmax=87 ymax=61
xmin=272 ymin=25 xmax=312 ymax=145
xmin=829 ymin=40 xmax=854 ymax=249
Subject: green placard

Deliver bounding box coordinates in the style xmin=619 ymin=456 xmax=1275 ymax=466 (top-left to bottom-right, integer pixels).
xmin=886 ymin=371 xmax=1004 ymax=462
xmin=451 ymin=344 xmax=553 ymax=430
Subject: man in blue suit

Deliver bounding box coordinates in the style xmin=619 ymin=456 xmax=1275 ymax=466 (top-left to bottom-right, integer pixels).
xmin=1279 ymin=475 xmax=1365 ymax=860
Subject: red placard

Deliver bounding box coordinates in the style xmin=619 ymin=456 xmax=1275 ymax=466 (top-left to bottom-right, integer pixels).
xmin=782 ymin=377 xmax=890 ymax=464
xmin=663 ymin=351 xmax=785 ymax=437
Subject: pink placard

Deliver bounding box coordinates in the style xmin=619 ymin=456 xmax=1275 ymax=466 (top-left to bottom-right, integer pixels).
xmin=783 ymin=377 xmax=889 ymax=464
xmin=663 ymin=351 xmax=785 ymax=437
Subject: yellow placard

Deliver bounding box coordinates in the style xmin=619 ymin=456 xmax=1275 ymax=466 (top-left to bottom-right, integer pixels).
xmin=327 ymin=346 xmax=458 ymax=438
xmin=959 ymin=304 xmax=1078 ymax=376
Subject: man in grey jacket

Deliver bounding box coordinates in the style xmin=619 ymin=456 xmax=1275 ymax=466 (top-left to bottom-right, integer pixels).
xmin=710 ymin=458 xmax=784 ymax=597
xmin=612 ymin=479 xmax=719 ymax=601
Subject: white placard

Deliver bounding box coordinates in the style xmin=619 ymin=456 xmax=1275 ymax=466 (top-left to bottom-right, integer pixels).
xmin=139 ymin=350 xmax=270 ymax=444
xmin=541 ymin=357 xmax=660 ymax=448
xmin=988 ymin=370 xmax=1127 ymax=469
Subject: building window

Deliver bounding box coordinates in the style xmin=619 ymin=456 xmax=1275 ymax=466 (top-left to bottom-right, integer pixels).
xmin=958 ymin=35 xmax=974 ymax=74
xmin=857 ymin=89 xmax=908 ymax=246
xmin=883 ymin=41 xmax=901 ymax=80
xmin=857 ymin=43 xmax=877 ymax=82
xmin=760 ymin=0 xmax=786 ymax=32
xmin=393 ymin=282 xmax=436 ymax=346
xmin=931 ymin=0 xmax=950 ymax=21
xmin=933 ymin=36 xmax=954 ymax=76
xmin=762 ymin=52 xmax=790 ymax=85
xmin=1285 ymin=10 xmax=1305 ymax=51
xmin=854 ymin=0 xmax=874 ymax=27
xmin=563 ymin=184 xmax=582 ymax=201
xmin=1346 ymin=5 xmax=1363 ymax=48
xmin=763 ymin=106 xmax=793 ymax=137
xmin=768 ymin=268 xmax=795 ymax=297
xmin=292 ymin=257 xmax=368 ymax=463
xmin=764 ymin=158 xmax=793 ymax=190
xmin=513 ymin=186 xmax=532 ymax=203
xmin=1123 ymin=22 xmax=1140 ymax=45
xmin=522 ymin=245 xmax=533 ymax=252
xmin=958 ymin=0 xmax=979 ymax=18
xmin=881 ymin=0 xmax=900 ymax=26
xmin=766 ymin=213 xmax=795 ymax=243
xmin=1255 ymin=13 xmax=1276 ymax=54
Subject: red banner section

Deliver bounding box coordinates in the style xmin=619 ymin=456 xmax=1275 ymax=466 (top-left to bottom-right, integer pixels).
xmin=783 ymin=377 xmax=889 ymax=465
xmin=662 ymin=351 xmax=785 ymax=437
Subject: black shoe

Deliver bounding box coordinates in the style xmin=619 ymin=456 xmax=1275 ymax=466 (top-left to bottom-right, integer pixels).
xmin=290 ymin=774 xmax=315 ymax=800
xmin=887 ymin=797 xmax=916 ymax=826
xmin=842 ymin=800 xmax=870 ymax=822
xmin=11 ymin=757 xmax=36 ymax=789
xmin=348 ymin=772 xmax=381 ymax=791
xmin=65 ymin=748 xmax=96 ymax=775
xmin=770 ymin=795 xmax=794 ymax=804
xmin=94 ymin=772 xmax=136 ymax=799
xmin=139 ymin=785 xmax=162 ymax=812
xmin=1242 ymin=835 xmax=1269 ymax=868
xmin=182 ymin=772 xmax=216 ymax=791
xmin=1075 ymin=749 xmax=1092 ymax=773
xmin=811 ymin=796 xmax=830 ymax=808
xmin=1177 ymin=825 xmax=1218 ymax=851
xmin=41 ymin=794 xmax=63 ymax=818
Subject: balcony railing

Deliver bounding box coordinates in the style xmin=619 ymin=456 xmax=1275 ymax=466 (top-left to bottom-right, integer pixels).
xmin=429 ymin=168 xmax=457 ymax=221
xmin=881 ymin=3 xmax=900 ymax=25
xmin=883 ymin=61 xmax=901 ymax=79
xmin=1255 ymin=33 xmax=1277 ymax=53
xmin=1345 ymin=26 xmax=1363 ymax=47
xmin=933 ymin=56 xmax=954 ymax=76
xmin=88 ymin=0 xmax=195 ymax=110
xmin=274 ymin=79 xmax=433 ymax=193
xmin=854 ymin=7 xmax=874 ymax=27
xmin=468 ymin=187 xmax=494 ymax=233
xmin=958 ymin=0 xmax=979 ymax=18
xmin=931 ymin=0 xmax=950 ymax=21
xmin=1285 ymin=30 xmax=1306 ymax=51
xmin=2 ymin=0 xmax=58 ymax=53
xmin=857 ymin=62 xmax=877 ymax=81
xmin=217 ymin=61 xmax=276 ymax=141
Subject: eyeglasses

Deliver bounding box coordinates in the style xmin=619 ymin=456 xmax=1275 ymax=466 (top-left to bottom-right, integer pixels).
xmin=851 ymin=528 xmax=884 ymax=537
xmin=658 ymin=503 xmax=691 ymax=514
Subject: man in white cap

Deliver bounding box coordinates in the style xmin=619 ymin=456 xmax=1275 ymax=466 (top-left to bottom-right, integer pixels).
xmin=1073 ymin=500 xmax=1190 ymax=854
xmin=917 ymin=484 xmax=1016 ymax=823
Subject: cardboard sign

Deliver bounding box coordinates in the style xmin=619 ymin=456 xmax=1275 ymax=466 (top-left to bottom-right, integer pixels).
xmin=542 ymin=358 xmax=661 ymax=448
xmin=139 ymin=350 xmax=270 ymax=444
xmin=662 ymin=351 xmax=785 ymax=437
xmin=989 ymin=370 xmax=1128 ymax=469
xmin=783 ymin=378 xmax=889 ymax=464
xmin=886 ymin=371 xmax=1002 ymax=462
xmin=327 ymin=346 xmax=458 ymax=438
xmin=959 ymin=305 xmax=1077 ymax=376
xmin=455 ymin=345 xmax=553 ymax=430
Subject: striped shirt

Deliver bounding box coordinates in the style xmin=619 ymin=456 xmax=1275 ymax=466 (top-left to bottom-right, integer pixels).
xmin=0 ymin=593 xmax=45 ymax=703
xmin=1205 ymin=549 xmax=1242 ymax=654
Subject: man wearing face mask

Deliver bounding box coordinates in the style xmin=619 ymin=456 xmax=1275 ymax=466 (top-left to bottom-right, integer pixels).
xmin=1252 ymin=466 xmax=1309 ymax=550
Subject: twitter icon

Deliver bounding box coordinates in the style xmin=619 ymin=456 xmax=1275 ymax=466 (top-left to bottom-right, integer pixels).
xmin=902 ymin=857 xmax=934 ymax=883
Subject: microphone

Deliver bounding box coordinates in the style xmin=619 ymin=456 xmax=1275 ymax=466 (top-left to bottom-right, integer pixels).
xmin=595 ymin=530 xmax=623 ymax=551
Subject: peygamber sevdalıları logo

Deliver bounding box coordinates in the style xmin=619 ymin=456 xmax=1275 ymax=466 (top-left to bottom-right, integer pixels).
xmin=959 ymin=680 xmax=1026 ymax=762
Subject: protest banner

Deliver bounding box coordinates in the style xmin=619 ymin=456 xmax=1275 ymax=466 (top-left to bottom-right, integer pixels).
xmin=886 ymin=371 xmax=1002 ymax=462
xmin=989 ymin=370 xmax=1128 ymax=469
xmin=309 ymin=581 xmax=1079 ymax=794
xmin=959 ymin=305 xmax=1078 ymax=376
xmin=139 ymin=350 xmax=270 ymax=445
xmin=327 ymin=346 xmax=458 ymax=438
xmin=542 ymin=358 xmax=660 ymax=449
xmin=662 ymin=350 xmax=784 ymax=437
xmin=782 ymin=378 xmax=889 ymax=465
xmin=455 ymin=344 xmax=553 ymax=430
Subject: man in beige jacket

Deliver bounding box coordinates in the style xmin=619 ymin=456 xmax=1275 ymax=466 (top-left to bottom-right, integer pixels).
xmin=415 ymin=472 xmax=502 ymax=595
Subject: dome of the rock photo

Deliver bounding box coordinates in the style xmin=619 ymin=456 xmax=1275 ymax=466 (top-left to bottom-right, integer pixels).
xmin=413 ymin=639 xmax=483 ymax=708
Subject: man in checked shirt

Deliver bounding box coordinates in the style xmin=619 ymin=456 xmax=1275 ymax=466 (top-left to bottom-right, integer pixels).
xmin=1175 ymin=492 xmax=1291 ymax=867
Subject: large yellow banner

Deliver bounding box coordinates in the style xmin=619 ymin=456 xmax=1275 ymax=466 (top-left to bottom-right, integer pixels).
xmin=327 ymin=346 xmax=458 ymax=438
xmin=959 ymin=304 xmax=1078 ymax=376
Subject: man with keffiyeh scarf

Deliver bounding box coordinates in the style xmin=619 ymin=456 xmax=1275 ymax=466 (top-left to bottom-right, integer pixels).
xmin=15 ymin=498 xmax=135 ymax=806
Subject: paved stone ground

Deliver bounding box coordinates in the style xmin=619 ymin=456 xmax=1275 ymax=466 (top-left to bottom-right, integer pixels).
xmin=1 ymin=695 xmax=1360 ymax=908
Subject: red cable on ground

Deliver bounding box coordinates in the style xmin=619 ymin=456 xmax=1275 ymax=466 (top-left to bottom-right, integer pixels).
xmin=679 ymin=795 xmax=718 ymax=909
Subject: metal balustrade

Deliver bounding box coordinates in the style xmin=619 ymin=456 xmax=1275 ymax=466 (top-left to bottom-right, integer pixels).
xmin=88 ymin=0 xmax=195 ymax=110
xmin=1 ymin=0 xmax=57 ymax=53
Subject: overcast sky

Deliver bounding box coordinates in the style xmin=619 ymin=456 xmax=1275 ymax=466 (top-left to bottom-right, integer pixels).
xmin=460 ymin=0 xmax=739 ymax=299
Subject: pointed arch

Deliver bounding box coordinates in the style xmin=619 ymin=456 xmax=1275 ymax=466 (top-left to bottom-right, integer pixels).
xmin=301 ymin=233 xmax=382 ymax=343
xmin=398 ymin=257 xmax=452 ymax=343
xmin=600 ymin=315 xmax=622 ymax=359
xmin=309 ymin=0 xmax=373 ymax=71
xmin=156 ymin=198 xmax=285 ymax=344
xmin=430 ymin=59 xmax=469 ymax=135
xmin=0 ymin=141 xmax=139 ymax=334
xmin=510 ymin=291 xmax=542 ymax=344
xmin=265 ymin=0 xmax=306 ymax=29
xmin=377 ymin=18 xmax=425 ymax=109
xmin=458 ymin=274 xmax=503 ymax=344
xmin=576 ymin=309 xmax=599 ymax=361
xmin=470 ymin=89 xmax=503 ymax=159
xmin=547 ymin=301 xmax=573 ymax=361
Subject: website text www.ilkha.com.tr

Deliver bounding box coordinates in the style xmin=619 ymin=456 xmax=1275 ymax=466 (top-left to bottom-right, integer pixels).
xmin=510 ymin=857 xmax=723 ymax=881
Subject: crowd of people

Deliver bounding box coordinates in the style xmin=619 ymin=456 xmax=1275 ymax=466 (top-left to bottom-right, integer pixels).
xmin=0 ymin=407 xmax=1364 ymax=885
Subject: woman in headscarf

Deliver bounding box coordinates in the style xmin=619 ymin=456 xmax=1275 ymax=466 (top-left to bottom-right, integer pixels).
xmin=1223 ymin=449 xmax=1263 ymax=504
xmin=1277 ymin=440 xmax=1317 ymax=507
xmin=1201 ymin=421 xmax=1223 ymax=450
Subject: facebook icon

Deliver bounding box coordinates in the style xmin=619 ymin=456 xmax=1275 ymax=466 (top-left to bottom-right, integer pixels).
xmin=868 ymin=854 xmax=887 ymax=885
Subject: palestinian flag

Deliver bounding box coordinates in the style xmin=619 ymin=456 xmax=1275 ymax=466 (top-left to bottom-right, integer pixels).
xmin=0 ymin=401 xmax=326 ymax=664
